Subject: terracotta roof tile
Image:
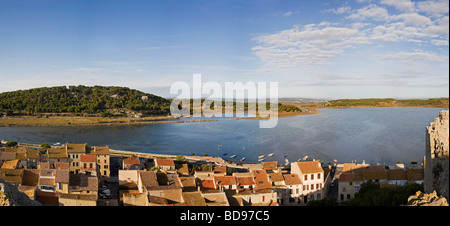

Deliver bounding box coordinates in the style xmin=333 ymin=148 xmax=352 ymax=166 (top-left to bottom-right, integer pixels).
xmin=123 ymin=156 xmax=140 ymax=165
xmin=295 ymin=161 xmax=324 ymax=174
xmin=155 ymin=158 xmax=175 ymax=167
xmin=252 ymin=170 xmax=272 ymax=190
xmin=235 ymin=176 xmax=255 ymax=186
xmin=214 ymin=176 xmax=236 ymax=186
xmin=80 ymin=154 xmax=96 ymax=162
xmin=283 ymin=174 xmax=302 ymax=185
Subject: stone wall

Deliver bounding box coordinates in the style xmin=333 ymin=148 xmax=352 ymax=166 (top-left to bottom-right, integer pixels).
xmin=0 ymin=179 xmax=41 ymax=206
xmin=424 ymin=110 xmax=449 ymax=200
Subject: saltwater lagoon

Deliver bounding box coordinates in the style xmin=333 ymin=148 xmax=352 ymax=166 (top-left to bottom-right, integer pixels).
xmin=0 ymin=107 xmax=447 ymax=165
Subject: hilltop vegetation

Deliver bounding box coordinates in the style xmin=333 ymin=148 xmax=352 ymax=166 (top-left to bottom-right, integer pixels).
xmin=0 ymin=86 xmax=171 ymax=116
xmin=324 ymin=98 xmax=449 ymax=108
xmin=0 ymin=85 xmax=304 ymax=119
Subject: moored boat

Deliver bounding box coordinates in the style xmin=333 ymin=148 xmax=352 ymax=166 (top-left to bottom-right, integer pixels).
xmin=258 ymin=155 xmax=265 ymax=159
xmin=268 ymin=153 xmax=274 ymax=157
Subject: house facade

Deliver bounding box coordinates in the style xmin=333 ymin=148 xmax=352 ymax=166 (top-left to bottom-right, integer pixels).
xmin=291 ymin=161 xmax=324 ymax=203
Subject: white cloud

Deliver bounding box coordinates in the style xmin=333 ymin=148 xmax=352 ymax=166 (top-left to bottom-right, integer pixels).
xmin=324 ymin=6 xmax=351 ymax=14
xmin=373 ymin=51 xmax=444 ymax=62
xmin=380 ymin=0 xmax=416 ymax=13
xmin=417 ymin=0 xmax=449 ymax=17
xmin=252 ymin=24 xmax=368 ymax=68
xmin=391 ymin=13 xmax=432 ymax=26
xmin=431 ymin=39 xmax=449 ymax=45
xmin=346 ymin=4 xmax=391 ymax=21
xmin=283 ymin=11 xmax=293 ymax=17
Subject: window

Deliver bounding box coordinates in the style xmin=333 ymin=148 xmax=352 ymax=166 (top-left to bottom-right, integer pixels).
xmin=303 ymin=185 xmax=306 ymax=190
xmin=311 ymin=184 xmax=314 ymax=190
xmin=347 ymin=194 xmax=351 ymax=200
xmin=317 ymin=194 xmax=321 ymax=200
xmin=349 ymin=182 xmax=353 ymax=186
xmin=89 ymin=163 xmax=93 ymax=168
xmin=58 ymin=183 xmax=62 ymax=189
xmin=311 ymin=174 xmax=314 ymax=180
xmin=318 ymin=173 xmax=321 ymax=179
xmin=304 ymin=175 xmax=308 ymax=181
xmin=84 ymin=163 xmax=87 ymax=168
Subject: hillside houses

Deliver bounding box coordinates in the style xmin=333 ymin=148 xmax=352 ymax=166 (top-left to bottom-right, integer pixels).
xmin=337 ymin=162 xmax=424 ymax=203
xmin=0 ymin=143 xmax=111 ymax=206
xmin=0 ymin=141 xmax=426 ymax=206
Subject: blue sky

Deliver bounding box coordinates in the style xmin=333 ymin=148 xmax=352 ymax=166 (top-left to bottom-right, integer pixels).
xmin=0 ymin=0 xmax=448 ymax=99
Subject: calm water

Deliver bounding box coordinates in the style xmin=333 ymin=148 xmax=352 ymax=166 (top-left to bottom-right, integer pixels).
xmin=0 ymin=107 xmax=447 ymax=164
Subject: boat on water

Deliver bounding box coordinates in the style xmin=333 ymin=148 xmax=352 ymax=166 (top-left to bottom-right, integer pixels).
xmin=240 ymin=157 xmax=246 ymax=161
xmin=268 ymin=153 xmax=274 ymax=157
xmin=303 ymin=156 xmax=309 ymax=161
xmin=230 ymin=155 xmax=237 ymax=159
xmin=223 ymin=153 xmax=228 ymax=156
xmin=285 ymin=159 xmax=289 ymax=165
xmin=258 ymin=155 xmax=265 ymax=159
xmin=258 ymin=158 xmax=265 ymax=162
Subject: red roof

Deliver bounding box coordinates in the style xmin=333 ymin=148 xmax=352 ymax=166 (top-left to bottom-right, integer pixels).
xmin=198 ymin=179 xmax=216 ymax=190
xmin=214 ymin=176 xmax=236 ymax=186
xmin=80 ymin=154 xmax=96 ymax=162
xmin=283 ymin=174 xmax=302 ymax=185
xmin=235 ymin=176 xmax=255 ymax=186
xmin=123 ymin=157 xmax=140 ymax=165
xmin=295 ymin=161 xmax=323 ymax=174
xmin=155 ymin=158 xmax=175 ymax=167
xmin=252 ymin=170 xmax=272 ymax=190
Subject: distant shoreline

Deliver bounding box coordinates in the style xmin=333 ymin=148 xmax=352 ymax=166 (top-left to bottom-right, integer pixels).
xmin=0 ymin=107 xmax=320 ymax=127
xmin=3 ymin=105 xmax=449 ymax=127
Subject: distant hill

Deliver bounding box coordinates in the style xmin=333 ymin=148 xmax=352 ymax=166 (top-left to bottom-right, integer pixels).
xmin=324 ymin=98 xmax=449 ymax=108
xmin=0 ymin=85 xmax=170 ymax=116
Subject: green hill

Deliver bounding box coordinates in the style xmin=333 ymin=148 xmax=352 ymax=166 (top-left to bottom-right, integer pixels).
xmin=0 ymin=85 xmax=170 ymax=116
xmin=324 ymin=98 xmax=449 ymax=108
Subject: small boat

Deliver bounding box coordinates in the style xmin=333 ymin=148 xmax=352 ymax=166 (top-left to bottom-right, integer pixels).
xmin=258 ymin=158 xmax=265 ymax=162
xmin=223 ymin=153 xmax=228 ymax=156
xmin=285 ymin=159 xmax=290 ymax=166
xmin=258 ymin=155 xmax=265 ymax=159
xmin=303 ymin=156 xmax=309 ymax=161
xmin=240 ymin=157 xmax=246 ymax=161
xmin=230 ymin=155 xmax=237 ymax=159
xmin=268 ymin=153 xmax=274 ymax=157
xmin=53 ymin=142 xmax=61 ymax=146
